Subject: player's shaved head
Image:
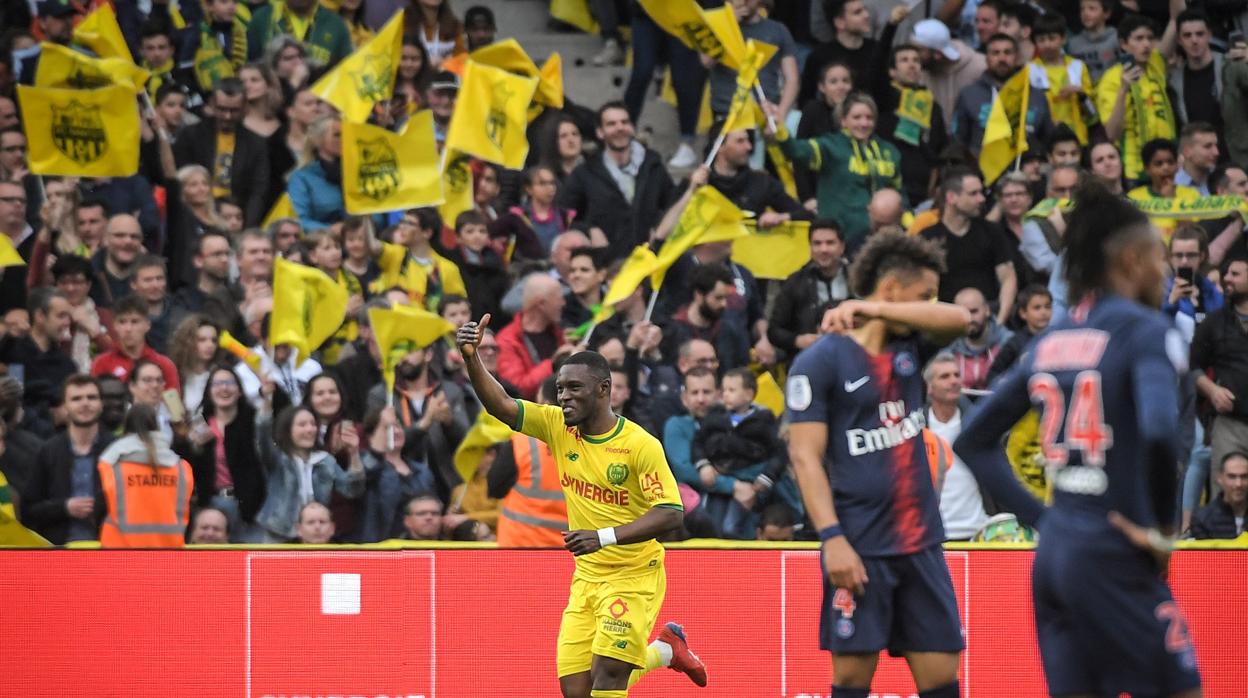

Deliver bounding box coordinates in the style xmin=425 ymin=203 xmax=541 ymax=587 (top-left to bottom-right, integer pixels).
xmin=561 ymin=351 xmax=611 ymax=385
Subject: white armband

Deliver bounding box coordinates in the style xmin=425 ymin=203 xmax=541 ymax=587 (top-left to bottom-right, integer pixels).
xmin=597 ymin=527 xmax=618 ymax=547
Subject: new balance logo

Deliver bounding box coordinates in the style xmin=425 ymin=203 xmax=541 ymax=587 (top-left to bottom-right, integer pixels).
xmin=844 ymin=376 xmax=869 ymax=393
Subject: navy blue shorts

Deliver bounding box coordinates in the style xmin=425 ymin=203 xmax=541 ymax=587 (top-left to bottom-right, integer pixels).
xmin=1033 ymin=520 xmax=1201 ymax=696
xmin=819 ymin=544 xmax=964 ymax=655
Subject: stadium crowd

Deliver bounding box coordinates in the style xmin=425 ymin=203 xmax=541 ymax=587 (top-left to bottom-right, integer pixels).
xmin=0 ymin=0 xmax=1245 ymax=547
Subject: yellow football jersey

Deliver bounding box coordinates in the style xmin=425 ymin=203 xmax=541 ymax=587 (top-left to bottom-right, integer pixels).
xmin=514 ymin=400 xmax=683 ymax=582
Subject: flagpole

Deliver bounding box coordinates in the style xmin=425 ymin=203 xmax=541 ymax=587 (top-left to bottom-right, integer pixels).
xmin=643 ymin=288 xmax=660 ymax=323
xmin=751 ymin=83 xmax=778 ymax=132
xmin=386 ymin=388 xmax=396 ymax=451
xmin=703 ymin=129 xmax=729 ymax=168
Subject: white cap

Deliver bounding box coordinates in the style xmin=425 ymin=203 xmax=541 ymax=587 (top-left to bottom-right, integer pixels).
xmin=911 ymin=19 xmax=960 ymax=61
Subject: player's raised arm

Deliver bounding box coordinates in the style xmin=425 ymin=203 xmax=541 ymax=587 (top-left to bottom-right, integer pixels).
xmin=788 ymin=421 xmax=868 ymax=595
xmin=457 ymin=314 xmax=520 ymax=429
xmin=821 ymin=299 xmax=971 ymax=342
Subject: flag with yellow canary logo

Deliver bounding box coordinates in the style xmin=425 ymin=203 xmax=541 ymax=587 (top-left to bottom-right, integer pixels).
xmin=271 ymin=258 xmax=349 ymax=362
xmin=446 ymin=61 xmax=539 ymax=169
xmin=311 ymin=10 xmax=403 ymax=123
xmin=73 ymin=4 xmax=133 ymax=62
xmin=652 ymin=186 xmax=747 ymax=291
xmin=439 ymin=150 xmax=476 ymax=225
xmin=469 ymin=39 xmax=564 ymax=110
xmin=0 ymin=472 xmax=50 ymax=548
xmin=343 ymin=111 xmax=442 ymax=214
xmin=35 ymin=43 xmax=149 ymax=92
xmin=639 ymin=0 xmax=730 ymax=68
xmin=721 ymin=39 xmax=776 ymax=132
xmin=731 ymin=220 xmax=811 ymax=279
xmin=980 ymin=65 xmax=1032 ymax=185
xmin=17 ymin=84 xmax=139 ymax=177
xmin=454 ymin=410 xmax=514 ymax=483
xmin=368 ymin=304 xmax=455 ymax=393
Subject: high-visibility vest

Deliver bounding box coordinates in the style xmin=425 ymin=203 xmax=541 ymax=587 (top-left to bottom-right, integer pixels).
xmin=496 ymin=433 xmax=567 ymax=547
xmin=97 ymin=436 xmax=194 ymax=548
xmin=923 ymin=428 xmax=954 ymax=493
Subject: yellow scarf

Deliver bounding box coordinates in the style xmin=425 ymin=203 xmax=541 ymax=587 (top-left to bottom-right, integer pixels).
xmin=892 ymin=81 xmax=933 ymax=146
xmin=193 ymin=19 xmax=248 ymax=92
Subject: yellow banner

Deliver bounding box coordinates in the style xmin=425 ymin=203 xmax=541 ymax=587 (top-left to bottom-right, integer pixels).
xmin=35 ymin=43 xmax=148 ymax=92
xmin=468 ymin=40 xmax=564 ymax=110
xmin=701 ymin=4 xmax=747 ymax=69
xmin=446 ymin=61 xmax=539 ymax=169
xmin=721 ymin=40 xmax=776 ymax=133
xmin=731 ymin=220 xmax=811 ymax=280
xmin=438 ymin=150 xmax=475 ymax=227
xmin=595 ymin=245 xmax=659 ymax=324
xmin=73 ymin=4 xmax=133 ymax=62
xmin=271 ymin=257 xmax=349 ymax=362
xmin=754 ymin=370 xmax=784 ymax=416
xmin=652 ymin=186 xmax=747 ymax=291
xmin=368 ymin=304 xmax=454 ymax=392
xmin=1027 ymin=195 xmax=1248 ymax=221
xmin=343 ymin=111 xmax=442 ymax=214
xmin=639 ymin=0 xmax=731 ymax=68
xmin=310 ymin=10 xmax=403 ymax=123
xmin=17 ymin=84 xmax=139 ymax=177
xmin=980 ymin=66 xmax=1031 ymax=185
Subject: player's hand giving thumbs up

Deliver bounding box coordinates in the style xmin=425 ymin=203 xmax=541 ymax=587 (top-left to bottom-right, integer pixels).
xmin=456 ymin=314 xmax=492 ymax=358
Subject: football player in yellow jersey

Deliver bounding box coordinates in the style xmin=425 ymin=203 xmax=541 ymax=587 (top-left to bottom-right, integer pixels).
xmin=458 ymin=314 xmax=709 ymax=698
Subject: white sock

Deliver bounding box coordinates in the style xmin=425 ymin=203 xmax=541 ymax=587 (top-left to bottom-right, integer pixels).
xmin=652 ymin=639 xmax=674 ymax=667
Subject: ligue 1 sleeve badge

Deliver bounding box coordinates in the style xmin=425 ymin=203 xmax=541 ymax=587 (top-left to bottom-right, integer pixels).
xmin=893 ymin=351 xmax=917 ymax=377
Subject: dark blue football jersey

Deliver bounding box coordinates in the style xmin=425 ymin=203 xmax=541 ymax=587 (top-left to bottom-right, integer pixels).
xmin=787 ymin=334 xmax=945 ymax=556
xmin=955 ymin=295 xmax=1186 ymax=529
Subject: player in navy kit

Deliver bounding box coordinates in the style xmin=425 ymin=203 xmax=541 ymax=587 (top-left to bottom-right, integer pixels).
xmin=786 ymin=232 xmax=972 ymax=698
xmin=954 ymin=183 xmax=1202 ymax=698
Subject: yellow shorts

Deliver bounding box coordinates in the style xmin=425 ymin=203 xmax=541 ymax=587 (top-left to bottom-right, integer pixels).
xmin=555 ymin=565 xmax=666 ymax=677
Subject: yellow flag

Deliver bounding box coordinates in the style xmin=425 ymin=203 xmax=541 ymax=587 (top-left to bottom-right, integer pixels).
xmin=639 ymin=0 xmax=732 ymax=68
xmin=537 ymin=53 xmax=565 ymax=109
xmin=702 ymin=4 xmax=747 ymax=69
xmin=446 ymin=61 xmax=539 ymax=169
xmin=271 ymin=257 xmax=349 ymax=362
xmin=439 ymin=149 xmax=476 ymax=225
xmin=980 ymin=66 xmax=1032 ymax=185
xmin=35 ymin=43 xmax=149 ymax=92
xmin=343 ymin=112 xmax=442 ymax=214
xmin=652 ymin=186 xmax=747 ymax=291
xmin=721 ymin=40 xmax=776 ymax=132
xmin=549 ymin=0 xmax=598 ymax=33
xmin=367 ymin=304 xmax=455 ymax=392
xmin=470 ymin=38 xmax=537 ymax=77
xmin=0 ymin=235 xmax=24 ymax=268
xmin=17 ymin=84 xmax=139 ymax=177
xmin=311 ymin=10 xmax=403 ymax=123
xmin=731 ymin=220 xmax=811 ymax=280
xmin=262 ymin=193 xmax=296 ymax=228
xmin=73 ymin=4 xmax=133 ymax=62
xmin=767 ymin=143 xmax=799 ymax=199
xmin=454 ymin=410 xmax=514 ymax=483
xmin=754 ymin=371 xmax=784 ymax=416
xmin=218 ymin=329 xmax=263 ymax=373
xmin=0 ymin=472 xmax=51 ymax=548
xmin=602 ymin=245 xmax=659 ymax=312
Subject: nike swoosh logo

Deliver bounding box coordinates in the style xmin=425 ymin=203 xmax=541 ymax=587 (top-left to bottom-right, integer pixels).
xmin=844 ymin=376 xmax=870 ymax=393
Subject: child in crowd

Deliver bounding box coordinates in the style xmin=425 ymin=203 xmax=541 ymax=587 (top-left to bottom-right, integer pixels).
xmin=445 ymin=211 xmax=508 ymax=322
xmin=341 ymin=216 xmax=381 ymax=294
xmin=1066 ymin=0 xmax=1119 ymax=83
xmin=1127 ymin=138 xmax=1200 ymax=242
xmin=1032 ymin=13 xmax=1097 ymax=146
xmin=306 ymin=230 xmax=362 ymax=365
xmin=988 ymin=284 xmax=1053 ymax=382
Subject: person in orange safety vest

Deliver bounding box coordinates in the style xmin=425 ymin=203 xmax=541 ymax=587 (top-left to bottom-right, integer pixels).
xmin=98 ymin=404 xmax=194 ymax=548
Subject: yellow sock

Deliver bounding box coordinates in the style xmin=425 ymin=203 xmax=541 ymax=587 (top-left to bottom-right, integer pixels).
xmin=590 ymin=691 xmax=627 ymax=698
xmin=626 ymin=645 xmax=664 ymax=688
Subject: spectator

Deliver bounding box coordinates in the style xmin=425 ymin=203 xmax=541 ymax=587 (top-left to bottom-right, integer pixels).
xmin=0 ymin=287 xmax=76 ymax=426
xmin=328 ymin=300 xmax=384 ymax=421
xmin=0 ymin=97 xmax=16 ymax=129
xmin=295 ymin=501 xmax=336 ymax=544
xmin=397 ymin=34 xmax=433 ymax=104
xmin=988 ymin=172 xmax=1043 ymax=289
xmin=50 ymin=255 xmax=113 ymax=373
xmin=78 ymin=176 xmax=162 ymax=253
xmin=493 ymin=166 xmax=571 ymax=260
xmin=97 ymin=404 xmax=194 ymax=548
xmin=1030 ymin=14 xmax=1096 ymax=147
xmin=662 ymin=264 xmax=751 ymax=372
xmin=187 ymin=507 xmax=230 ymax=544
xmin=127 ymin=360 xmax=174 ymax=439
xmin=910 ymin=19 xmax=987 ymax=123
xmin=561 ymin=247 xmax=606 ymax=332
xmin=91 ymin=295 xmax=181 ymax=390
xmin=924 ymin=352 xmax=988 ymax=540
xmin=336 ymin=0 xmax=373 ymax=47
xmin=269 ymin=218 xmax=305 ymax=257
xmin=952 ymin=34 xmax=1053 ymax=158
xmin=341 ymin=216 xmax=382 ymax=292
xmin=1207 ymin=165 xmax=1248 ymax=266
xmin=288 ymin=114 xmax=345 ymax=231
xmin=1020 ymin=165 xmax=1079 ymax=280
xmin=445 ymin=439 xmax=500 ymax=536
xmin=870 ymin=45 xmax=950 ymax=207
xmin=988 ymin=285 xmax=1053 ymax=382
xmin=1192 ymin=257 xmax=1248 ymax=482
xmin=90 ymin=214 xmax=143 ymax=310
xmin=706 ymin=0 xmax=799 ymax=123
xmin=234 ymin=312 xmax=322 ymax=408
xmin=796 ymin=61 xmax=852 ymax=207
xmin=248 ymin=0 xmax=353 ymax=67
xmin=773 ymin=93 xmax=904 ymax=252
xmin=305 ymin=231 xmax=361 ymax=365
xmin=1175 ymin=122 xmax=1219 ymax=195
xmin=172 ymin=79 xmax=271 ymax=227
xmin=129 ymin=256 xmax=176 ymax=355
xmin=867 ymin=188 xmax=906 ymax=235
xmin=357 ymin=406 xmax=435 ymax=543
xmin=445 ymin=211 xmax=507 ymax=322
xmin=407 ymin=0 xmax=464 ymax=68
xmin=1226 ymin=41 xmax=1248 ymax=167
xmin=177 ymin=366 xmax=264 ymax=541
xmin=767 ymin=220 xmax=850 ymax=358
xmin=557 ymin=101 xmax=678 ymax=262
xmin=1066 ymin=0 xmax=1118 ymax=83
xmin=400 ymin=492 xmax=444 ymax=541
xmin=388 ymin=208 xmax=467 ymax=309
xmin=167 ymin=315 xmax=220 ymax=416
xmin=0 ymin=180 xmax=30 ymax=314
xmin=708 ymin=129 xmax=807 ymax=224
xmin=496 ymin=274 xmax=573 ymax=399
xmin=22 ymin=375 xmax=112 ymax=545
xmin=947 ymin=287 xmax=1013 ymax=392
xmin=1096 ymin=13 xmax=1178 ymax=183
xmin=425 ymin=71 xmax=459 ymax=147
xmin=534 ymin=113 xmax=587 ymax=183
xmin=24 ymin=177 xmax=82 ymax=282
xmin=1127 ymin=138 xmax=1200 ymax=241
xmin=1170 ymin=10 xmax=1223 ymax=136
xmin=193 ymin=0 xmax=249 ymax=94
xmin=922 ymin=168 xmax=1018 ymax=323
xmin=756 ymin=502 xmax=799 ymax=541
xmin=137 ymin=23 xmax=191 ymax=102
xmin=169 ymin=231 xmax=248 ymax=344
xmin=799 ymin=0 xmax=891 ymax=104
xmin=365 ymin=339 xmax=470 ymax=505
xmin=620 ymin=3 xmax=703 ymax=169
xmin=72 ymin=199 xmax=108 ymax=256
xmin=1163 ymin=226 xmax=1223 ymax=336
xmin=164 ymin=164 xmax=227 ymax=290
xmin=255 ymin=398 xmax=365 ymax=543
xmin=1187 ymin=452 xmax=1248 ymax=539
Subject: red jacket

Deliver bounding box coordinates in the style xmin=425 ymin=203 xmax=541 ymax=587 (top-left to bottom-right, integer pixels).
xmin=90 ymin=344 xmax=181 ymax=391
xmin=496 ymin=312 xmax=564 ymax=399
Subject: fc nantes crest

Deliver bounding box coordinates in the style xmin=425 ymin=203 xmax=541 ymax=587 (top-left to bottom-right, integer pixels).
xmin=51 ymin=99 xmax=107 ymax=165
xmin=485 ymin=79 xmax=514 ymax=150
xmin=355 ymin=137 xmax=400 ymax=201
xmin=350 ymin=53 xmax=394 ymax=103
